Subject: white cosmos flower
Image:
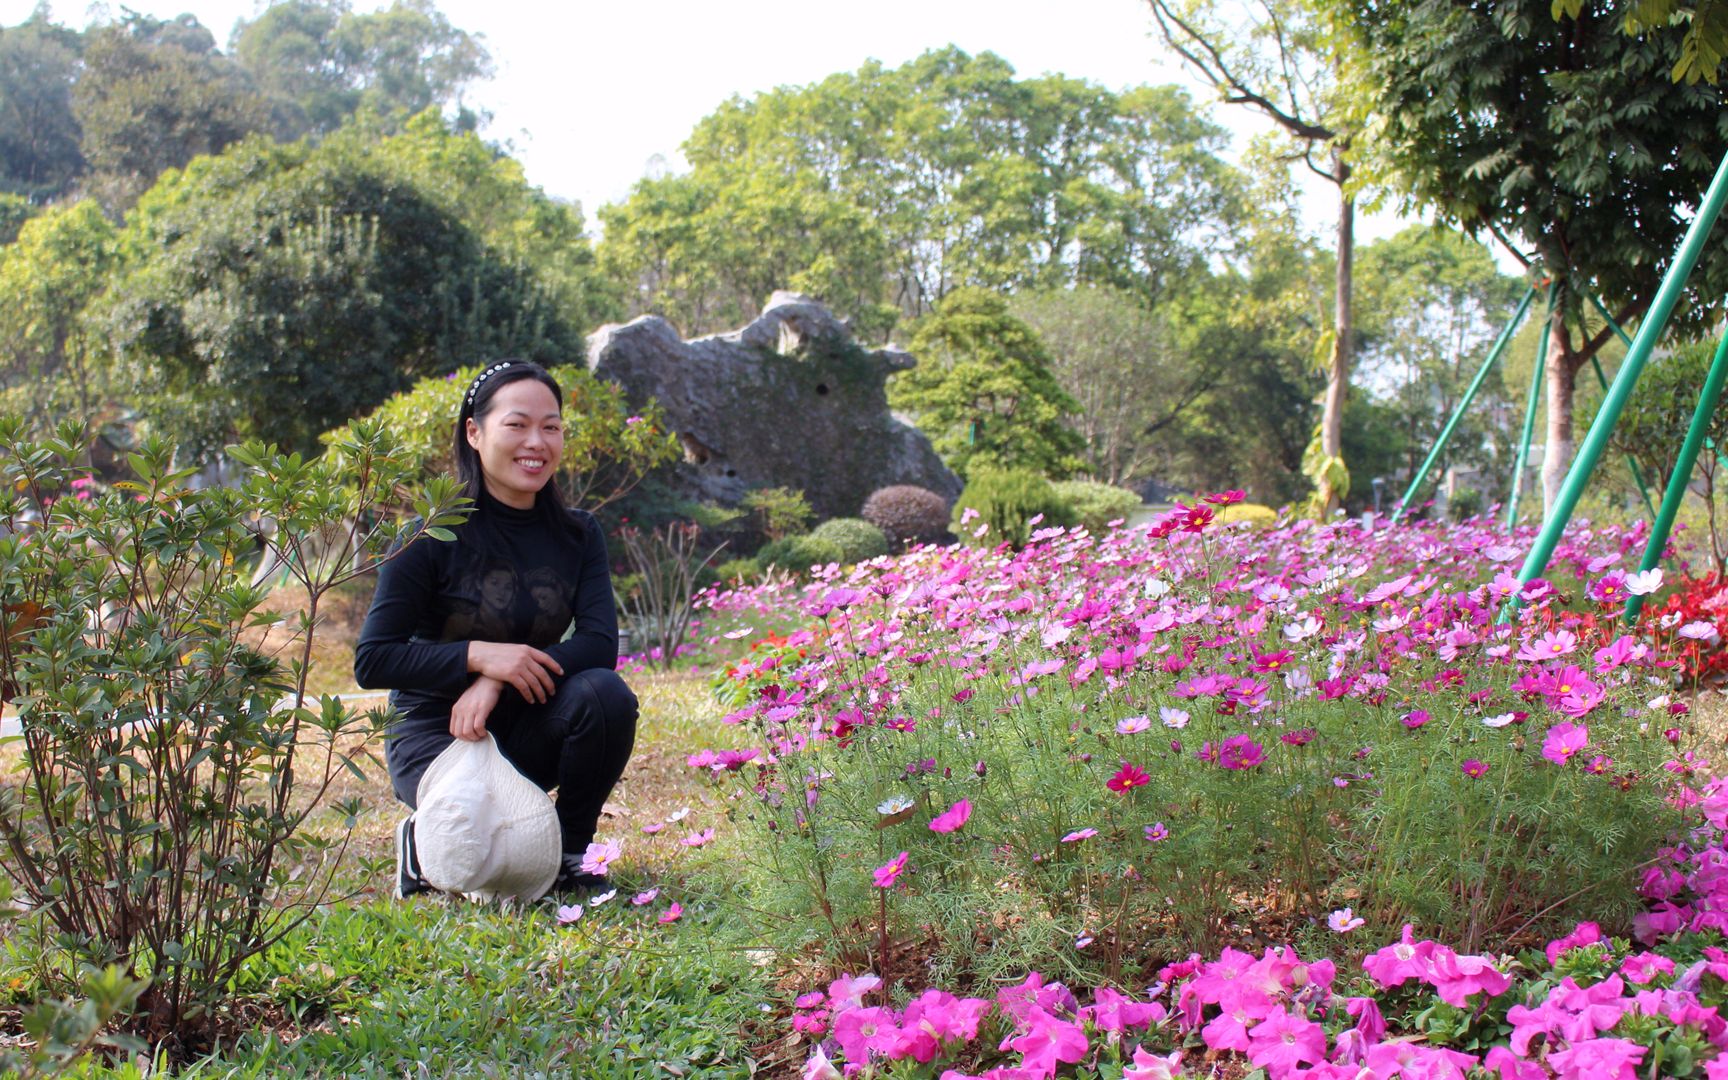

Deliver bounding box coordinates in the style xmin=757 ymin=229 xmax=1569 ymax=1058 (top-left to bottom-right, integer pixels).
xmin=1483 ymin=713 xmax=1517 ymax=728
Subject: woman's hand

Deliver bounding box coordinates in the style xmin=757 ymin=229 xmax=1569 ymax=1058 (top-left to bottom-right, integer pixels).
xmin=466 ymin=640 xmax=564 ymax=703
xmin=450 ymin=675 xmax=504 ymax=742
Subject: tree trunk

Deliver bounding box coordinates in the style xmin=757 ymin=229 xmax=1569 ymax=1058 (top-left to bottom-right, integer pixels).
xmin=1318 ymin=163 xmax=1354 ymax=512
xmin=1540 ymin=311 xmax=1577 ymax=516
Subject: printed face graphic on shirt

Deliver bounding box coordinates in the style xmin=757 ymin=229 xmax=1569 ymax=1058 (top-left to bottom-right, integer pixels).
xmin=443 ymin=560 xmax=576 ymax=647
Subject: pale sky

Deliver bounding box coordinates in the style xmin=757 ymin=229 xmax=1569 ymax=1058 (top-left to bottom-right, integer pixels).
xmin=6 ymin=0 xmax=1419 ymax=247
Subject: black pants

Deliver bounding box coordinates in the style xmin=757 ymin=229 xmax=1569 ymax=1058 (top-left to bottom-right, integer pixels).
xmin=385 ymin=668 xmax=638 ymax=855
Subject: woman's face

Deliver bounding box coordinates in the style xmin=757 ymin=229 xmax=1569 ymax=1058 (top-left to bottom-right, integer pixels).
xmin=466 ymin=378 xmax=564 ymax=510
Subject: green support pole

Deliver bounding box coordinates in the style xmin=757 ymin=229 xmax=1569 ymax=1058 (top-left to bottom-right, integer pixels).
xmin=1506 ymin=285 xmax=1557 ymax=529
xmin=1624 ymin=326 xmax=1728 ymax=623
xmin=1499 ymin=147 xmax=1728 ymax=623
xmin=1585 ymin=296 xmax=1660 ymax=518
xmin=1391 ymin=285 xmax=1537 ymax=523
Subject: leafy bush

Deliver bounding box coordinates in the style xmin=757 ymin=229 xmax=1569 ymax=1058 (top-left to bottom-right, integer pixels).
xmin=809 ymin=517 xmax=891 ymax=563
xmin=741 ymin=486 xmax=814 ymax=541
xmin=0 ymin=416 xmax=467 ymax=1050
xmin=710 ymin=557 xmax=763 ymax=585
xmin=1050 ymin=479 xmax=1141 ymax=533
xmin=1448 ymin=487 xmax=1485 ymax=522
xmin=331 ymin=362 xmax=679 ymax=513
xmin=861 ymin=484 xmax=951 ymax=549
xmin=755 ymin=535 xmax=845 ymax=575
xmin=1217 ymin=501 xmax=1279 ymax=527
xmin=951 ymin=468 xmax=1078 ymax=547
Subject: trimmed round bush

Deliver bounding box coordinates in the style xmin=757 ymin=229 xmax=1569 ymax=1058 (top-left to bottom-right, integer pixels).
xmin=810 ymin=517 xmax=891 ymax=564
xmin=862 ymin=485 xmax=951 ymax=549
xmin=951 ymin=469 xmax=1078 ymax=547
xmin=1217 ymin=502 xmax=1279 ymax=528
xmin=755 ymin=535 xmax=846 ymax=575
xmin=1051 ymin=479 xmax=1141 ymax=534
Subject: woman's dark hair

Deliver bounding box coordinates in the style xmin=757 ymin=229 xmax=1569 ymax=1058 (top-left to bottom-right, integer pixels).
xmin=452 ymin=358 xmax=584 ymax=539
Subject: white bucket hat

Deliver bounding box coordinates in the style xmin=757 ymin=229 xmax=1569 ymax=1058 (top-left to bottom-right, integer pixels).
xmin=413 ymin=734 xmax=562 ymax=902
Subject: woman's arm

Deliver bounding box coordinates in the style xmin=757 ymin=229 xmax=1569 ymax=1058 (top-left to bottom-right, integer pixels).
xmin=353 ymin=535 xmax=471 ymax=692
xmin=544 ymin=511 xmax=620 ymax=675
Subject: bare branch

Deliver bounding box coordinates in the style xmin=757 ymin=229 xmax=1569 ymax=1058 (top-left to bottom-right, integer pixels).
xmin=1147 ymin=0 xmax=1337 ymax=142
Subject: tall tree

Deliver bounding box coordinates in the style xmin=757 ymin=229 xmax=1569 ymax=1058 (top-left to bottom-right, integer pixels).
xmin=1342 ymin=0 xmax=1728 ymax=513
xmin=0 ymin=200 xmax=118 ymax=422
xmin=1147 ymin=0 xmax=1360 ymax=514
xmin=599 ymin=47 xmax=1238 ymax=336
xmin=889 ymin=288 xmax=1086 ymax=480
xmin=231 ymin=0 xmax=492 ymax=139
xmin=72 ymin=12 xmax=270 ymax=210
xmin=0 ymin=10 xmax=84 ymax=201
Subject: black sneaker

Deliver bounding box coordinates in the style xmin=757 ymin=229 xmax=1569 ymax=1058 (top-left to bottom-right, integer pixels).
xmin=395 ymin=816 xmax=429 ymax=899
xmin=553 ymin=854 xmax=607 ymax=893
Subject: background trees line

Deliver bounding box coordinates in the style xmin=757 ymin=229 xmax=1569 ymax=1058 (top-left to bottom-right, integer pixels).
xmin=1 ymin=0 xmax=1724 ymax=515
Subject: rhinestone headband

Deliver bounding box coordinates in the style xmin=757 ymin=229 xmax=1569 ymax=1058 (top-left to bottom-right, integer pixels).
xmin=465 ymin=361 xmax=514 ymax=407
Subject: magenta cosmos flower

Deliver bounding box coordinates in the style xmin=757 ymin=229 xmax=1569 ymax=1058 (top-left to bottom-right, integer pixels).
xmin=929 ymin=798 xmax=972 ymax=833
xmin=1542 ymin=721 xmax=1590 ymax=766
xmin=1107 ymin=762 xmax=1151 ymax=792
xmin=873 ymin=851 xmax=909 ymax=888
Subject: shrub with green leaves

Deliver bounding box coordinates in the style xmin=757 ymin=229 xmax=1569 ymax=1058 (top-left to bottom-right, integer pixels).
xmin=861 ymin=484 xmax=951 ymax=549
xmin=329 ymin=362 xmax=679 ymax=513
xmin=809 ymin=517 xmax=891 ymax=564
xmin=1050 ymin=479 xmax=1141 ymax=534
xmin=755 ymin=535 xmax=845 ymax=575
xmin=1217 ymin=501 xmax=1279 ymax=528
xmin=741 ymin=485 xmax=814 ymax=542
xmin=0 ymin=416 xmax=467 ymax=1049
xmin=951 ymin=468 xmax=1078 ymax=547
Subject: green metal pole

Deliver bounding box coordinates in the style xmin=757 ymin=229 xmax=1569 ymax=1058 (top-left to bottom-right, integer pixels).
xmin=1586 ymin=295 xmax=1660 ymax=518
xmin=1624 ymin=326 xmax=1728 ymax=623
xmin=1499 ymin=147 xmax=1728 ymax=623
xmin=1391 ymin=285 xmax=1537 ymax=523
xmin=1506 ymin=284 xmax=1557 ymax=529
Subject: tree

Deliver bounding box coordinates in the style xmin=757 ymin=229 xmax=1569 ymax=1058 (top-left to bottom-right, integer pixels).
xmin=890 ymin=288 xmax=1086 ymax=480
xmin=0 ymin=201 xmax=119 ymax=425
xmin=599 ymin=47 xmax=1238 ymax=336
xmin=1010 ymin=286 xmax=1224 ymax=487
xmin=1147 ymin=0 xmax=1361 ymax=514
xmin=1353 ymin=226 xmax=1526 ymax=501
xmin=1555 ymin=0 xmax=1728 ymax=84
xmin=1343 ymin=0 xmax=1728 ymax=512
xmin=72 ymin=12 xmax=271 ymax=210
xmin=0 ymin=10 xmax=85 ymax=201
xmin=100 ymin=132 xmax=583 ymax=458
xmin=231 ymin=0 xmax=492 ymax=139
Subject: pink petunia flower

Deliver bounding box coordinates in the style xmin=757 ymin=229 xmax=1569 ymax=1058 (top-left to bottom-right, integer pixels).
xmin=1245 ymin=1008 xmax=1327 ymax=1074
xmin=1008 ymin=1007 xmax=1089 ymax=1075
xmin=1362 ymin=925 xmax=1436 ymax=989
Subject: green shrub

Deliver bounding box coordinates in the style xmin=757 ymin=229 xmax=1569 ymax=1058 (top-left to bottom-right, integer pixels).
xmin=742 ymin=486 xmax=815 ymax=541
xmin=951 ymin=468 xmax=1078 ymax=547
xmin=0 ymin=416 xmax=467 ymax=1048
xmin=755 ymin=535 xmax=846 ymax=575
xmin=711 ymin=557 xmax=763 ymax=585
xmin=809 ymin=517 xmax=891 ymax=563
xmin=1050 ymin=479 xmax=1141 ymax=534
xmin=1217 ymin=501 xmax=1279 ymax=528
xmin=1447 ymin=487 xmax=1485 ymax=522
xmin=861 ymin=485 xmax=952 ymax=549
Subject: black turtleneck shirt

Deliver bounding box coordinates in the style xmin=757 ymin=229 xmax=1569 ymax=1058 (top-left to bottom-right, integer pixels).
xmin=354 ymin=491 xmax=619 ymax=712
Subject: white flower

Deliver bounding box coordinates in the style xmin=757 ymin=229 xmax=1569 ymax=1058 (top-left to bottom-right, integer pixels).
xmin=1143 ymin=578 xmax=1172 ymax=599
xmin=1284 ymin=614 xmax=1322 ymax=642
xmin=668 ymin=807 xmax=692 ymax=822
xmin=876 ymin=794 xmax=915 ymax=816
xmin=1483 ymin=713 xmax=1516 ymax=729
xmin=1624 ymin=568 xmax=1664 ymax=596
xmin=1679 ymin=621 xmax=1718 ymax=642
xmin=1160 ymin=706 xmax=1190 ymax=730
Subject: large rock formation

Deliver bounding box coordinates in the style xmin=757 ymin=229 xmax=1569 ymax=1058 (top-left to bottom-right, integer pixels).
xmin=586 ymin=293 xmax=960 ymax=519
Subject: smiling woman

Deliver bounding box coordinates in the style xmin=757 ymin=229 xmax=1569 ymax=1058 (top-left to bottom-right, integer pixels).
xmin=354 ymin=359 xmax=639 ymax=900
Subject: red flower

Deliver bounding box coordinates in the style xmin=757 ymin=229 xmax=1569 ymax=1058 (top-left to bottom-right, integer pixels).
xmin=1107 ymin=762 xmax=1151 ymax=792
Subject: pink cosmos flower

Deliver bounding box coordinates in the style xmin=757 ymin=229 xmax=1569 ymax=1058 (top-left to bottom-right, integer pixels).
xmin=1107 ymin=763 xmax=1151 ymax=792
xmin=1460 ymin=759 xmax=1488 ymax=779
xmin=1328 ymin=907 xmax=1365 ymax=932
xmin=556 ymin=903 xmax=583 ymax=925
xmin=657 ymin=902 xmax=682 ymax=924
xmin=1116 ymin=714 xmax=1152 ymax=734
xmin=631 ymin=888 xmax=659 ymax=905
xmin=580 ymin=840 xmax=621 ymax=875
xmin=680 ymin=827 xmax=716 ymax=848
xmin=1061 ymin=828 xmax=1097 ymax=842
xmin=1145 ymin=822 xmax=1169 ymax=842
xmin=1542 ymin=721 xmax=1590 ymax=765
xmin=641 ymin=822 xmax=665 ymax=834
xmin=929 ymin=799 xmax=973 ymax=833
xmin=874 ymin=851 xmax=910 ymax=888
